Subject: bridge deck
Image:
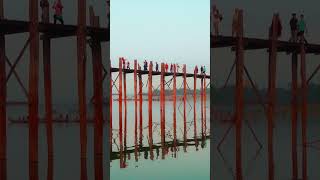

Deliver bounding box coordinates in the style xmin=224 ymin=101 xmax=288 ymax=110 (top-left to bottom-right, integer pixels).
xmin=211 ymin=35 xmax=320 ymax=54
xmin=0 ymin=19 xmax=109 ymax=41
xmin=111 ymin=68 xmax=210 ymax=79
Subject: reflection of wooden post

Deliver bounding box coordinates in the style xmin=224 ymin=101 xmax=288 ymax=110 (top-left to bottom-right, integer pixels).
xmin=29 ymin=0 xmax=40 ymax=179
xmin=160 ymin=63 xmax=165 ymax=146
xmin=173 ymin=64 xmax=177 ymax=146
xmin=0 ymin=1 xmax=6 ymax=179
xmin=110 ymin=70 xmax=112 ymax=148
xmin=201 ymin=76 xmax=204 ymax=136
xmin=267 ymin=14 xmax=278 ymax=180
xmin=301 ymin=43 xmax=308 ymax=180
xmin=124 ymin=72 xmax=127 ymax=150
xmin=139 ymin=73 xmax=143 ymax=146
xmin=291 ymin=52 xmax=298 ymax=180
xmin=183 ymin=65 xmax=187 ymax=143
xmin=235 ymin=10 xmax=244 ymax=180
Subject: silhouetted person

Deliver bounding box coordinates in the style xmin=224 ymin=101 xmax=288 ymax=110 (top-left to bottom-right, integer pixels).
xmin=126 ymin=61 xmax=130 ymax=69
xmin=203 ymin=66 xmax=206 ymax=74
xmin=297 ymin=14 xmax=308 ymax=44
xmin=144 ymin=60 xmax=148 ymax=71
xmin=170 ymin=64 xmax=173 ymax=73
xmin=194 ymin=65 xmax=199 ymax=74
xmin=155 ymin=62 xmax=159 ymax=72
xmin=212 ymin=5 xmax=222 ymax=36
xmin=122 ymin=59 xmax=126 ymax=69
xmin=200 ymin=66 xmax=203 ymax=74
xmin=52 ymin=0 xmax=64 ymax=24
xmin=40 ymin=0 xmax=49 ymax=22
xmin=176 ymin=64 xmax=180 ymax=72
xmin=289 ymin=13 xmax=298 ymax=42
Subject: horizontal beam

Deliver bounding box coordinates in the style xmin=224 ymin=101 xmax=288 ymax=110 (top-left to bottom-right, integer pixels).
xmin=0 ymin=19 xmax=109 ymax=41
xmin=111 ymin=68 xmax=210 ymax=79
xmin=211 ymin=35 xmax=320 ymax=54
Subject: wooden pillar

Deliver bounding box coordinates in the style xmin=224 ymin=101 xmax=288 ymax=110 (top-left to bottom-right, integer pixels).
xmin=134 ymin=60 xmax=138 ymax=152
xmin=235 ymin=10 xmax=244 ymax=180
xmin=148 ymin=62 xmax=153 ymax=146
xmin=300 ymin=43 xmax=308 ymax=180
xmin=160 ymin=63 xmax=165 ymax=145
xmin=201 ymin=76 xmax=204 ymax=136
xmin=183 ymin=65 xmax=187 ymax=143
xmin=138 ymin=73 xmax=143 ymax=146
xmin=267 ymin=14 xmax=278 ymax=180
xmin=109 ymin=70 xmax=112 ymax=148
xmin=77 ymin=0 xmax=87 ymax=178
xmin=89 ymin=13 xmax=103 ymax=180
xmin=29 ymin=0 xmax=40 ymax=179
xmin=118 ymin=58 xmax=123 ymax=166
xmin=204 ymin=74 xmax=207 ymax=136
xmin=291 ymin=52 xmax=298 ymax=180
xmin=173 ymin=64 xmax=177 ymax=146
xmin=0 ymin=0 xmax=6 ymax=179
xmin=193 ymin=69 xmax=198 ymax=141
xmin=124 ymin=72 xmax=127 ymax=150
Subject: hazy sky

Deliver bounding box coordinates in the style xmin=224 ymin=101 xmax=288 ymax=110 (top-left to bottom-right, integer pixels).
xmin=111 ymin=0 xmax=210 ymax=73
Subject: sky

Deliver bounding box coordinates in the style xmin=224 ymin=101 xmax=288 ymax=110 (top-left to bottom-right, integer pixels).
xmin=111 ymin=0 xmax=210 ymax=73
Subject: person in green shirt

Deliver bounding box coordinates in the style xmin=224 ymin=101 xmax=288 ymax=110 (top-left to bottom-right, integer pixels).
xmin=297 ymin=14 xmax=308 ymax=44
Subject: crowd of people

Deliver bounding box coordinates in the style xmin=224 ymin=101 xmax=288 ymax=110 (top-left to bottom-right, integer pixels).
xmin=119 ymin=59 xmax=207 ymax=75
xmin=211 ymin=5 xmax=309 ymax=44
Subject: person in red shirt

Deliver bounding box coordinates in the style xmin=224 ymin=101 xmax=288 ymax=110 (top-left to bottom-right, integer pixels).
xmin=165 ymin=63 xmax=169 ymax=72
xmin=194 ymin=66 xmax=199 ymax=74
xmin=52 ymin=0 xmax=64 ymax=24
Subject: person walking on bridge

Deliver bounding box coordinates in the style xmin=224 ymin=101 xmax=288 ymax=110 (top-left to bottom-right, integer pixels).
xmin=297 ymin=14 xmax=308 ymax=44
xmin=194 ymin=66 xmax=199 ymax=75
xmin=52 ymin=0 xmax=64 ymax=24
xmin=165 ymin=63 xmax=169 ymax=72
xmin=127 ymin=61 xmax=130 ymax=69
xmin=212 ymin=5 xmax=223 ymax=36
xmin=144 ymin=60 xmax=148 ymax=71
xmin=289 ymin=13 xmax=298 ymax=42
xmin=155 ymin=62 xmax=159 ymax=72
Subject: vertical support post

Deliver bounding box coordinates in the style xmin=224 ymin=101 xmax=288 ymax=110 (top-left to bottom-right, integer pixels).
xmin=134 ymin=60 xmax=138 ymax=154
xmin=109 ymin=71 xmax=112 ymax=148
xmin=267 ymin=14 xmax=278 ymax=180
xmin=183 ymin=65 xmax=187 ymax=143
xmin=204 ymin=74 xmax=207 ymax=136
xmin=291 ymin=52 xmax=298 ymax=180
xmin=201 ymin=76 xmax=204 ymax=136
xmin=235 ymin=10 xmax=244 ymax=180
xmin=77 ymin=0 xmax=87 ymax=178
xmin=124 ymin=72 xmax=127 ymax=151
xmin=300 ymin=43 xmax=308 ymax=180
xmin=29 ymin=0 xmax=39 ymax=179
xmin=118 ymin=58 xmax=123 ymax=167
xmin=148 ymin=62 xmax=153 ymax=146
xmin=139 ymin=73 xmax=143 ymax=146
xmin=160 ymin=63 xmax=165 ymax=146
xmin=90 ymin=14 xmax=103 ymax=180
xmin=0 ymin=0 xmax=6 ymax=179
xmin=193 ymin=69 xmax=198 ymax=141
xmin=173 ymin=64 xmax=177 ymax=146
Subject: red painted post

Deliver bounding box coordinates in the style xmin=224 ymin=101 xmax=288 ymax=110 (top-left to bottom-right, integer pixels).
xmin=300 ymin=43 xmax=308 ymax=180
xmin=204 ymin=74 xmax=207 ymax=136
xmin=148 ymin=62 xmax=153 ymax=146
xmin=267 ymin=14 xmax=278 ymax=180
xmin=291 ymin=52 xmax=298 ymax=180
xmin=124 ymin=71 xmax=127 ymax=150
xmin=235 ymin=10 xmax=244 ymax=180
xmin=29 ymin=0 xmax=40 ymax=179
xmin=183 ymin=65 xmax=187 ymax=143
xmin=110 ymin=71 xmax=113 ymax=147
xmin=160 ymin=63 xmax=165 ymax=145
xmin=163 ymin=68 xmax=166 ymax=142
xmin=134 ymin=60 xmax=138 ymax=153
xmin=139 ymin=73 xmax=143 ymax=146
xmin=173 ymin=64 xmax=177 ymax=146
xmin=201 ymin=76 xmax=204 ymax=136
xmin=77 ymin=0 xmax=87 ymax=178
xmin=193 ymin=68 xmax=198 ymax=141
xmin=0 ymin=1 xmax=6 ymax=179
xmin=118 ymin=58 xmax=123 ymax=167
